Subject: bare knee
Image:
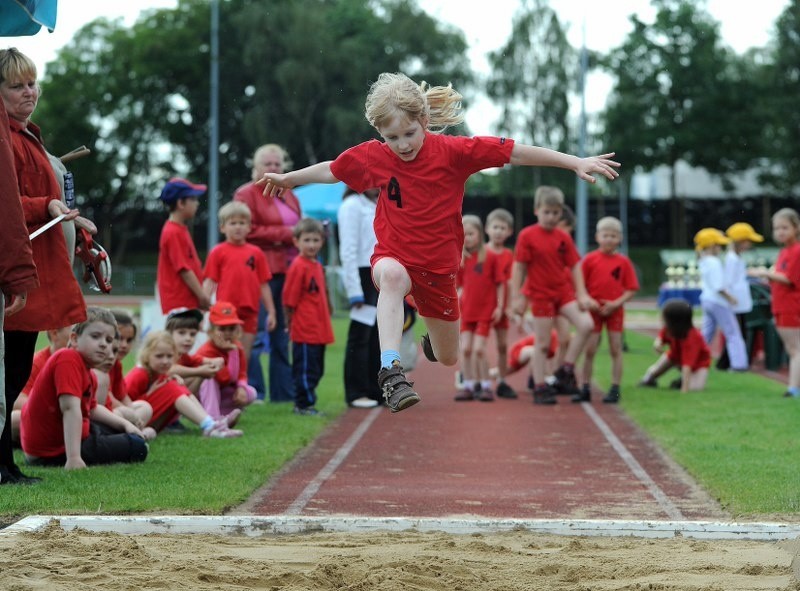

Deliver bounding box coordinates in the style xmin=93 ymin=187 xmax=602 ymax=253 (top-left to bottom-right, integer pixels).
xmin=439 ymin=351 xmax=459 ymax=366
xmin=377 ymin=265 xmax=410 ymax=294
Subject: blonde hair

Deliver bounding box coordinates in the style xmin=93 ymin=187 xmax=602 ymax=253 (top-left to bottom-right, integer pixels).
xmin=364 ymin=72 xmax=464 ymax=134
xmin=486 ymin=208 xmax=514 ymax=229
xmin=73 ymin=306 xmax=117 ymax=336
xmin=250 ymin=143 xmax=292 ymax=180
xmin=773 ymin=208 xmax=800 ymax=235
xmin=0 ymin=47 xmax=37 ymax=85
xmin=596 ymin=216 xmax=622 ymax=234
xmin=462 ymin=214 xmax=486 ymax=263
xmin=219 ymin=201 xmax=251 ymax=225
xmin=137 ymin=330 xmax=176 ymax=370
xmin=534 ymin=186 xmax=565 ymax=210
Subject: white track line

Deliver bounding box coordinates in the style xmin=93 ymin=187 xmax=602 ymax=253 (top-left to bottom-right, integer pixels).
xmin=6 ymin=515 xmax=800 ymax=540
xmin=284 ymin=406 xmax=382 ymax=515
xmin=582 ymin=403 xmax=685 ymax=521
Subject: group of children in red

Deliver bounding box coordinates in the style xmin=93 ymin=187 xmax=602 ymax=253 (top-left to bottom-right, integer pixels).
xmin=455 ymin=187 xmax=639 ymax=405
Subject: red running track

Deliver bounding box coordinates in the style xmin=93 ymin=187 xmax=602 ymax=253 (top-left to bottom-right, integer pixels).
xmin=246 ymin=356 xmax=726 ymax=521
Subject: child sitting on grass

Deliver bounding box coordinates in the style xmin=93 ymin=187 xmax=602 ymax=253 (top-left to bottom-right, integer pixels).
xmin=165 ymin=308 xmax=224 ymax=396
xmin=125 ymin=330 xmax=242 ymax=438
xmin=21 ymin=308 xmax=149 ymax=469
xmin=639 ymin=298 xmax=710 ymax=393
xmin=195 ymin=301 xmax=256 ymax=425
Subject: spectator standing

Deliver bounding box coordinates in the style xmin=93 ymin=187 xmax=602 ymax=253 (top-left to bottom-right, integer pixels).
xmin=338 ymin=186 xmax=381 ymax=408
xmin=234 ymin=144 xmax=301 ymax=403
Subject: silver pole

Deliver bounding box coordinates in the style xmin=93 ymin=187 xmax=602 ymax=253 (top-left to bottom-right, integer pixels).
xmin=207 ymin=0 xmax=220 ymax=251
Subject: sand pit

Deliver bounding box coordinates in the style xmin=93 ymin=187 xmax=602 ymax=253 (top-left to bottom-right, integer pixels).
xmin=2 ymin=519 xmax=799 ymax=590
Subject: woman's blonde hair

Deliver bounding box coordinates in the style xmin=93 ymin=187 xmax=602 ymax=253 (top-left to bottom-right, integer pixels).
xmin=137 ymin=330 xmax=176 ymax=370
xmin=250 ymin=143 xmax=292 ymax=180
xmin=364 ymin=72 xmax=464 ymax=133
xmin=0 ymin=47 xmax=37 ymax=86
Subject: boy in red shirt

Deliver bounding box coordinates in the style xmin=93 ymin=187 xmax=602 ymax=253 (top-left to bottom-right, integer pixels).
xmin=510 ymin=186 xmax=597 ymax=405
xmin=576 ymin=217 xmax=639 ymax=404
xmin=283 ymin=219 xmax=335 ymax=416
xmin=156 ymin=177 xmax=210 ymax=315
xmin=484 ymin=208 xmax=518 ymax=399
xmin=203 ymin=201 xmax=277 ymax=361
xmin=20 ymin=307 xmax=149 ymax=469
xmin=10 ymin=326 xmax=70 ymax=443
xmin=258 ymin=73 xmax=619 ymax=413
xmin=165 ymin=308 xmax=224 ymax=396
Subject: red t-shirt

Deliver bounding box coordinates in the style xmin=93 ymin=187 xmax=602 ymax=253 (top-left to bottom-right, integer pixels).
xmin=157 ymin=220 xmax=204 ymax=313
xmin=660 ymin=327 xmax=711 ymax=371
xmin=458 ymin=249 xmax=503 ymax=323
xmin=283 ymin=256 xmax=335 ymax=345
xmin=330 ymin=134 xmax=515 ymax=275
xmin=582 ymin=250 xmax=640 ymax=302
xmin=771 ymin=242 xmax=800 ymax=315
xmin=515 ymin=224 xmax=580 ymax=299
xmin=204 ymin=241 xmax=273 ymax=314
xmin=20 ymin=348 xmax=96 ymax=458
xmin=195 ymin=340 xmax=247 ymax=385
xmin=22 ymin=346 xmax=52 ymax=395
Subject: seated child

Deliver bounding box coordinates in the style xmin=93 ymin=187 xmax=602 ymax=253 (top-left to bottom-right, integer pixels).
xmin=165 ymin=308 xmax=224 ymax=395
xmin=125 ymin=330 xmax=242 ymax=438
xmin=11 ymin=325 xmax=71 ymax=443
xmin=639 ymin=298 xmax=711 ymax=393
xmin=20 ymin=308 xmax=149 ymax=469
xmin=93 ymin=333 xmax=155 ymax=438
xmin=507 ymin=330 xmax=559 ymax=380
xmin=195 ymin=301 xmax=256 ymax=423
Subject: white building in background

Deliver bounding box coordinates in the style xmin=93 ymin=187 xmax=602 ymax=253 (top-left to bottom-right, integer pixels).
xmin=629 ymin=160 xmax=765 ymax=200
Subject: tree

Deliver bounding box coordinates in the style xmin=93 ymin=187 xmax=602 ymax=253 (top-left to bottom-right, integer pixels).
xmin=601 ymin=0 xmax=760 ymax=245
xmin=33 ymin=0 xmax=472 ymax=261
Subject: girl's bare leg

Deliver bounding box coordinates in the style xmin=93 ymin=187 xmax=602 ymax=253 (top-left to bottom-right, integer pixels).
xmin=424 ymin=317 xmax=460 ymax=366
xmin=372 ymin=258 xmax=411 ymax=354
xmin=687 ymin=367 xmax=709 ymax=391
xmin=778 ymin=327 xmax=800 ymax=389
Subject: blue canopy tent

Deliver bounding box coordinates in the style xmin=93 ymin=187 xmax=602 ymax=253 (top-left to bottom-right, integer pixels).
xmin=0 ymin=0 xmax=57 ymax=36
xmin=293 ymin=181 xmax=347 ymax=222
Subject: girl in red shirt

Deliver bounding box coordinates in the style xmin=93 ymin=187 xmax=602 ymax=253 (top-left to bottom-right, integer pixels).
xmin=455 ymin=215 xmax=504 ymax=401
xmin=125 ymin=331 xmax=242 ymax=438
xmin=258 ymin=72 xmax=620 ymax=413
xmin=751 ymin=208 xmax=800 ymax=398
xmin=639 ymin=299 xmax=710 ymax=393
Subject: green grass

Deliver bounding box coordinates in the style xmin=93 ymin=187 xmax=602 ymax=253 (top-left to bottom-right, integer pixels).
xmin=7 ymin=321 xmax=800 ymax=522
xmin=593 ymin=329 xmax=800 ymax=518
xmin=2 ymin=317 xmax=352 ymax=524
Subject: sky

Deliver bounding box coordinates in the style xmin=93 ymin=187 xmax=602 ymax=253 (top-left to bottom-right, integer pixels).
xmin=2 ymin=0 xmax=791 ymax=136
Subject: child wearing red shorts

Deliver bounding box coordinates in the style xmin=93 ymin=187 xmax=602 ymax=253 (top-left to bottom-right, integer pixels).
xmin=577 ymin=216 xmax=639 ymax=404
xmin=751 ymin=207 xmax=800 ymax=398
xmin=258 ymin=72 xmax=619 ymax=413
xmin=203 ymin=200 xmax=277 ymax=362
xmin=455 ymin=215 xmax=504 ymax=402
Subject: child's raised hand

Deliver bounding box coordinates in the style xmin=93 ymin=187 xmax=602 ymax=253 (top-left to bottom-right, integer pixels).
xmin=575 ymin=153 xmax=620 ymax=183
xmin=257 ymin=173 xmax=293 ymax=198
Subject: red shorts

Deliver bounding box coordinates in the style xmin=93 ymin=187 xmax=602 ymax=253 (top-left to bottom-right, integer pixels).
xmin=493 ymin=314 xmax=510 ymax=331
xmin=238 ymin=307 xmax=258 ymax=334
xmin=774 ymin=312 xmax=800 ymax=328
xmin=591 ymin=308 xmax=625 ymax=333
xmin=405 ymin=267 xmax=460 ymax=321
xmin=529 ymin=284 xmax=576 ymax=318
xmin=143 ymin=379 xmax=189 ymax=429
xmin=460 ymin=319 xmax=492 ymax=337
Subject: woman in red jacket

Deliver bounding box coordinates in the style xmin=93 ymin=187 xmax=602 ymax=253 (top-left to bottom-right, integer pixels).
xmin=0 ymin=48 xmax=92 ymax=485
xmin=233 ymin=144 xmax=302 ymax=403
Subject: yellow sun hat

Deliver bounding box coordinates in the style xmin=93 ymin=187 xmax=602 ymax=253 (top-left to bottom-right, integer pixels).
xmin=725 ymin=222 xmax=764 ymax=243
xmin=694 ymin=228 xmax=730 ymax=251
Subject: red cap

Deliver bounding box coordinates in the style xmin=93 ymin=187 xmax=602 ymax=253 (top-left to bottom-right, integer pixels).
xmin=208 ymin=301 xmax=243 ymax=326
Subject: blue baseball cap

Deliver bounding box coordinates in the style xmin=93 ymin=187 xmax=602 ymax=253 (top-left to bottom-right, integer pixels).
xmin=159 ymin=177 xmax=207 ymax=203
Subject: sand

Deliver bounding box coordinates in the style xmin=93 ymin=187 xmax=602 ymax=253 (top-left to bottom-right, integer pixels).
xmin=1 ymin=521 xmax=799 ymax=590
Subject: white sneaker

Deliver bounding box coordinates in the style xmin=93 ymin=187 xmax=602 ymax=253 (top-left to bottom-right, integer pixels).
xmin=350 ymin=397 xmax=379 ymax=408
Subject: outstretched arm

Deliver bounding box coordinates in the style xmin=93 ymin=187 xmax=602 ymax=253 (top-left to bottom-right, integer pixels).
xmin=257 ymin=161 xmax=338 ymax=197
xmin=509 ymin=145 xmax=620 ymax=183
